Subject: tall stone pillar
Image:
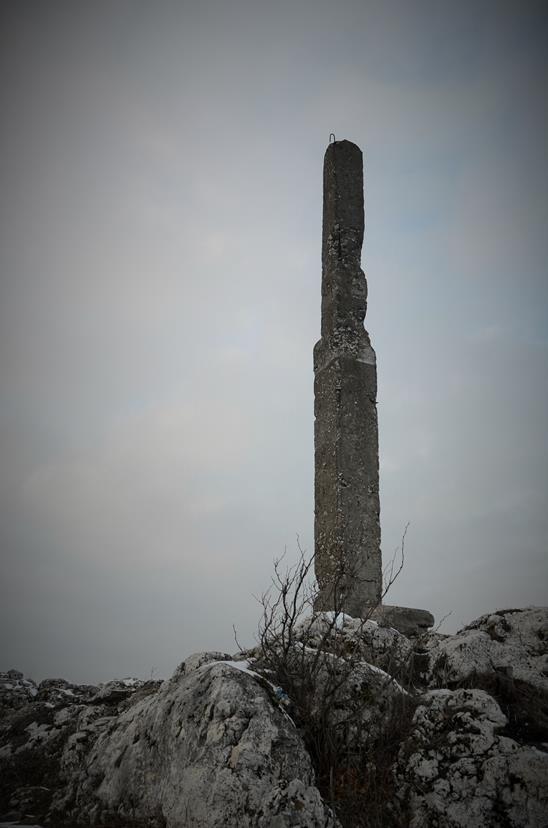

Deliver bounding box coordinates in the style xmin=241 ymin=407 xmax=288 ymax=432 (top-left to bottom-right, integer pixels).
xmin=313 ymin=139 xmax=382 ymax=616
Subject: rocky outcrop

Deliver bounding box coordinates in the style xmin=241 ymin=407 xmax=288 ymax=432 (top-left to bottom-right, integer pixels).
xmin=427 ymin=606 xmax=548 ymax=745
xmin=55 ymin=656 xmax=337 ymax=827
xmin=293 ymin=611 xmax=416 ymax=688
xmin=0 ymin=670 xmax=39 ymax=714
xmin=1 ymin=607 xmax=547 ymax=827
xmin=0 ymin=674 xmax=159 ymax=826
xmin=1 ymin=658 xmax=337 ymax=828
xmin=428 ymin=606 xmax=548 ymax=690
xmin=395 ymin=688 xmax=548 ymax=827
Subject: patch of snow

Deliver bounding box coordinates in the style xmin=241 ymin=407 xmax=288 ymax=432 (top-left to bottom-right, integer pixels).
xmin=321 ymin=611 xmax=355 ymax=629
xmin=294 ymin=641 xmax=408 ymax=693
xmin=206 ymin=659 xmax=254 ymax=675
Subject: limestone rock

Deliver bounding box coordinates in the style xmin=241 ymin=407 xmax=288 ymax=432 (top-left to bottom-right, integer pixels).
xmin=396 ymin=687 xmax=548 ymax=827
xmin=173 ymin=650 xmax=234 ymax=676
xmin=427 ymin=606 xmax=548 ymax=744
xmin=293 ymin=611 xmax=415 ymax=684
xmin=428 ymin=606 xmax=548 ymax=690
xmin=2 ymin=608 xmax=547 ymax=827
xmin=0 ymin=670 xmax=38 ymax=716
xmin=36 ymin=677 xmax=98 ymax=707
xmin=0 ymin=696 xmax=82 ymax=822
xmin=89 ymin=677 xmax=148 ymax=705
xmin=51 ymin=653 xmax=338 ymax=827
xmin=0 ymin=674 xmax=161 ymax=825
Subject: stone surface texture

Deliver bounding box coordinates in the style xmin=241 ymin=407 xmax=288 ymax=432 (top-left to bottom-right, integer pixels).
xmin=427 ymin=606 xmax=548 ymax=692
xmin=273 ymin=615 xmax=409 ymax=752
xmin=1 ymin=658 xmax=337 ymax=828
xmin=1 ymin=607 xmax=547 ymax=827
xmin=58 ymin=657 xmax=337 ymax=828
xmin=314 ymin=140 xmax=382 ymax=615
xmin=293 ymin=612 xmax=415 ymax=683
xmin=395 ymin=687 xmax=548 ymax=827
xmin=371 ymin=604 xmax=435 ymax=637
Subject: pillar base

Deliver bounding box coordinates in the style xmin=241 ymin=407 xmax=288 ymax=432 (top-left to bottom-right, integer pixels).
xmin=370 ymin=604 xmax=434 ymax=637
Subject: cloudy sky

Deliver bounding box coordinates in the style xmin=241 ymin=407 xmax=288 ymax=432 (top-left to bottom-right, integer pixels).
xmin=1 ymin=0 xmax=547 ymax=684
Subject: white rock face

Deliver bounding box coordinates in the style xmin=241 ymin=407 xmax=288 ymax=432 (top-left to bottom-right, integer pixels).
xmin=52 ymin=654 xmax=338 ymax=828
xmin=294 ymin=611 xmax=415 ymax=681
xmin=396 ymin=688 xmax=548 ymax=827
xmin=427 ymin=606 xmax=548 ymax=692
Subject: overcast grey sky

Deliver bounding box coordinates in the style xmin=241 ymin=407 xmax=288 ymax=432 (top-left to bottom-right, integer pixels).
xmin=1 ymin=0 xmax=547 ymax=684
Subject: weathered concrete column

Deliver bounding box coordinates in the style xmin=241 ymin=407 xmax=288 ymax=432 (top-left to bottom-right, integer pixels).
xmin=313 ymin=139 xmax=382 ymax=615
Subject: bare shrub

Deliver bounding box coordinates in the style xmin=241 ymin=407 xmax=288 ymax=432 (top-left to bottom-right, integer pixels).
xmin=241 ymin=533 xmax=418 ymax=827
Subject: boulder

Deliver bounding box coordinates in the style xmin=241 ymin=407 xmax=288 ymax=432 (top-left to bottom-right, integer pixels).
xmin=295 ymin=612 xmax=414 ymax=670
xmin=428 ymin=606 xmax=547 ymax=690
xmin=271 ymin=613 xmax=412 ymax=750
xmin=427 ymin=606 xmax=548 ymax=744
xmin=50 ymin=654 xmax=338 ymax=827
xmin=396 ymin=687 xmax=548 ymax=827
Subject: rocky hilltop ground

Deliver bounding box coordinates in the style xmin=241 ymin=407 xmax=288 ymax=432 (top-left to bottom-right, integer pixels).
xmin=1 ymin=606 xmax=547 ymax=827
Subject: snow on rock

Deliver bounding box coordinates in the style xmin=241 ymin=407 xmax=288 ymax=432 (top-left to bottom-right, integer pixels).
xmin=293 ymin=611 xmax=415 ymax=683
xmin=320 ymin=610 xmax=356 ymax=630
xmin=172 ymin=650 xmax=233 ymax=676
